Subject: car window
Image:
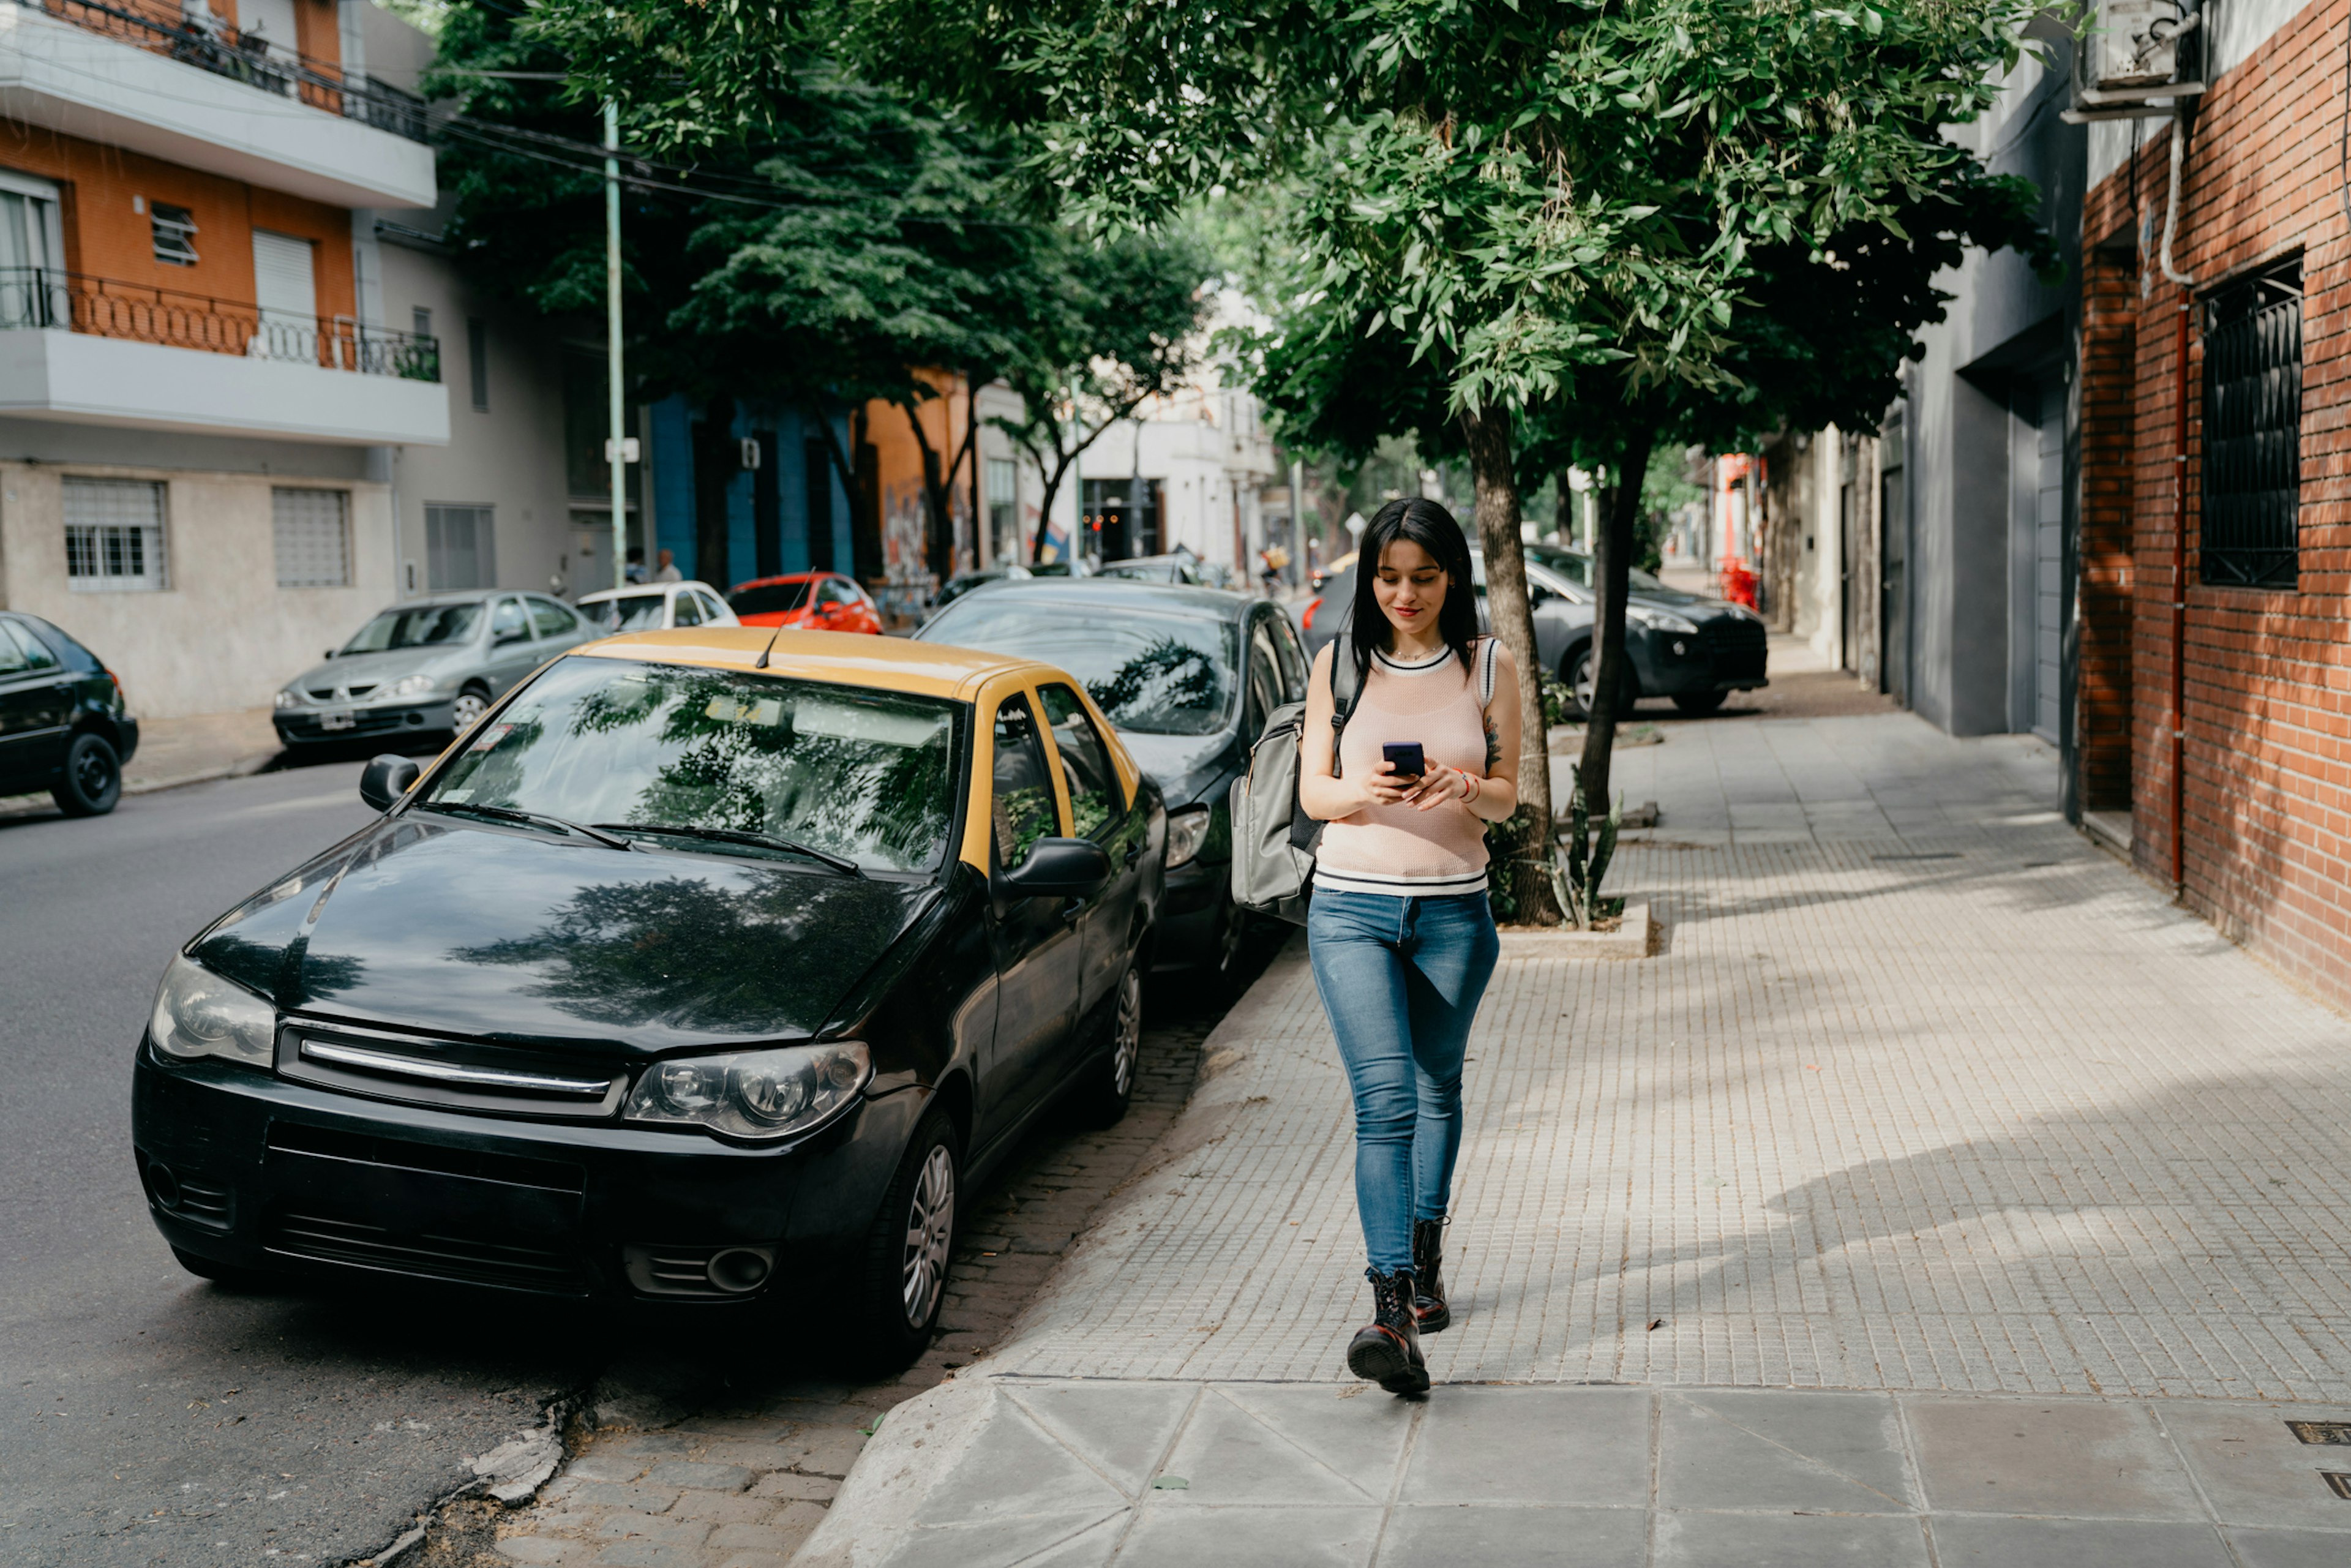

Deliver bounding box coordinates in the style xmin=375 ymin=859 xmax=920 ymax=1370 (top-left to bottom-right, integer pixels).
xmin=343 ymin=601 xmax=481 ymax=653
xmin=672 ymin=591 xmax=704 ymax=628
xmin=421 ymin=656 xmax=961 ymax=873
xmin=921 ymin=600 xmax=1240 ymax=737
xmin=585 ymin=593 xmax=666 ymax=633
xmin=1038 ymin=683 xmax=1122 ymax=839
xmin=530 ymin=598 xmax=580 ymax=640
xmin=992 ymin=692 xmax=1060 ymax=869
xmin=1269 ymin=613 xmax=1308 ymax=699
xmin=697 ymin=590 xmax=728 ymax=622
xmin=491 ymin=598 xmax=531 ymax=645
xmin=732 ymin=579 xmax=814 ymax=617
xmin=1245 ymin=623 xmax=1284 ymax=737
xmin=1 ymin=620 xmax=57 ymax=673
xmin=816 ymin=578 xmax=849 ymax=608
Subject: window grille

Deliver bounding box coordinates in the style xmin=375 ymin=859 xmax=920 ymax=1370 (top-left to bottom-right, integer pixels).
xmin=274 ymin=488 xmax=350 ymax=587
xmin=426 ymin=503 xmax=495 ymax=590
xmin=2201 ymin=257 xmax=2301 ymax=588
xmin=151 ymin=202 xmax=198 ymax=266
xmin=64 ymin=478 xmax=167 ymax=591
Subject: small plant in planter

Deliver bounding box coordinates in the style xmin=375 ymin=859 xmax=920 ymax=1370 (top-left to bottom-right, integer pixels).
xmin=1550 ymin=780 xmax=1624 ymax=931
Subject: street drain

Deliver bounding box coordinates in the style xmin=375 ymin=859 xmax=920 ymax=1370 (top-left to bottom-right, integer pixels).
xmin=2320 ymin=1472 xmax=2351 ymax=1500
xmin=1871 ymin=852 xmax=1960 ymax=861
xmin=2289 ymin=1421 xmax=2351 ymax=1445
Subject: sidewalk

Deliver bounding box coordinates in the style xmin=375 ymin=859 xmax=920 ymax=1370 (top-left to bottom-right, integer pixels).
xmin=800 ymin=710 xmax=2351 ymax=1567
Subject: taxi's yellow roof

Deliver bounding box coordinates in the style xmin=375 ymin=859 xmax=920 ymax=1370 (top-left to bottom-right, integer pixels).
xmin=576 ymin=626 xmax=1056 ymax=700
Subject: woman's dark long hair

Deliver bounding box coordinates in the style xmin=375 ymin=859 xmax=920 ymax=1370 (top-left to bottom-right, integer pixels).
xmin=1348 ymin=498 xmax=1480 ymax=685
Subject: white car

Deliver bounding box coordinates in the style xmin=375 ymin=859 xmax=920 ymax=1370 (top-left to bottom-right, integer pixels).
xmin=576 ymin=580 xmax=740 ymax=634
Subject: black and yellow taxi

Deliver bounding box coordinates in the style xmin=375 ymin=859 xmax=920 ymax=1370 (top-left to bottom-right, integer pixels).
xmin=132 ymin=627 xmax=1162 ymax=1362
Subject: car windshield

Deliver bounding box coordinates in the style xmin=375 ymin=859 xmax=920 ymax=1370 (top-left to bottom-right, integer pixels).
xmin=923 ymin=601 xmax=1239 ymax=736
xmin=1522 ymin=546 xmax=1668 ymax=595
xmin=418 ymin=657 xmax=962 ymax=873
xmin=582 ymin=593 xmax=669 ymax=632
xmin=730 ymin=580 xmax=814 ymax=617
xmin=343 ymin=602 xmax=481 ymax=653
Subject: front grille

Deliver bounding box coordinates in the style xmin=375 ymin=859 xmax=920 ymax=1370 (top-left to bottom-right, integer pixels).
xmin=268 ymin=1212 xmax=588 ymax=1293
xmin=266 ymin=1122 xmax=585 ymax=1193
xmin=276 ymin=1023 xmax=628 ymax=1120
xmin=1698 ymin=617 xmax=1768 ymax=681
xmin=279 ymin=708 xmax=426 ymax=738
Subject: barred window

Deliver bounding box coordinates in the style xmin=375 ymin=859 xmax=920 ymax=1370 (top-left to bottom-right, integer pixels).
xmin=274 ymin=487 xmax=351 ymax=587
xmin=2201 ymin=257 xmax=2302 ymax=588
xmin=151 ymin=201 xmax=198 ymax=267
xmin=64 ymin=478 xmax=167 ymax=591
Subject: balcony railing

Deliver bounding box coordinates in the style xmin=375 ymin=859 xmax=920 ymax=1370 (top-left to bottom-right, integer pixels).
xmin=18 ymin=0 xmax=430 ymax=142
xmin=0 ymin=266 xmax=441 ymax=380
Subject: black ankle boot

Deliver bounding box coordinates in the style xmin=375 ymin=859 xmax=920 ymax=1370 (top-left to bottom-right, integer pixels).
xmin=1411 ymin=1218 xmax=1451 ymax=1333
xmin=1346 ymin=1266 xmax=1430 ymax=1394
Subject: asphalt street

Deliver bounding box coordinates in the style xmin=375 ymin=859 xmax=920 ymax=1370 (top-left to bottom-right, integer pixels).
xmin=0 ymin=762 xmax=604 ymax=1568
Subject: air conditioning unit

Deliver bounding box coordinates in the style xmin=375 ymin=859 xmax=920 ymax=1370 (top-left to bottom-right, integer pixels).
xmin=2094 ymin=0 xmax=2186 ymax=89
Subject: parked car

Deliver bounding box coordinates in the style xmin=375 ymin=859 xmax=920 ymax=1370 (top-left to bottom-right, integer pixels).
xmin=0 ymin=610 xmax=138 ymax=816
xmin=1308 ymin=549 xmax=1357 ymax=596
xmin=1301 ymin=549 xmax=1766 ymax=716
xmin=1096 ymin=549 xmax=1215 ymax=588
xmin=577 ymin=580 xmax=739 ymax=634
xmin=274 ymin=590 xmax=596 ymax=749
xmin=728 ymin=572 xmax=882 ymax=636
xmin=137 ymin=627 xmax=1163 ymax=1359
xmin=918 ymin=579 xmax=1303 ymax=974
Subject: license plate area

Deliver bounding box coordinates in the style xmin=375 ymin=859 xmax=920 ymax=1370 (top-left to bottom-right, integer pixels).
xmin=319 ymin=710 xmax=355 ymax=730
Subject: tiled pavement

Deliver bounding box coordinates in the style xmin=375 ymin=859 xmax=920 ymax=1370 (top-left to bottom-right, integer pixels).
xmin=455 ymin=978 xmax=1242 ymax=1568
xmin=798 ymin=708 xmax=2351 ymax=1566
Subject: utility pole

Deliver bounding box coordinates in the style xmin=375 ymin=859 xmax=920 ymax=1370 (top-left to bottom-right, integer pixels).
xmin=604 ymin=100 xmax=626 ymax=590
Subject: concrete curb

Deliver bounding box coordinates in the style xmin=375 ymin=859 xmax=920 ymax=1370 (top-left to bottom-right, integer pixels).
xmin=0 ymin=750 xmax=280 ymax=819
xmin=1496 ymin=901 xmax=1653 ymax=958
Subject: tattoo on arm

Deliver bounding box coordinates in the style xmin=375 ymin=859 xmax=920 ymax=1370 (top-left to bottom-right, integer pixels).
xmin=1484 ymin=715 xmax=1501 ymax=772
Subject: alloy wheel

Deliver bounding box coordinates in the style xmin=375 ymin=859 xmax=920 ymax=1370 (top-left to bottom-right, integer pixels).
xmin=1570 ymin=651 xmax=1597 ymax=718
xmin=451 ymin=691 xmax=489 ymax=730
xmin=1110 ymin=966 xmax=1142 ymax=1101
xmin=901 ymin=1144 xmax=955 ymax=1328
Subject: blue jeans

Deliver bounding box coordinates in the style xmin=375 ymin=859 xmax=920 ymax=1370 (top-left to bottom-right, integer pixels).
xmin=1306 ymin=889 xmax=1499 ymax=1274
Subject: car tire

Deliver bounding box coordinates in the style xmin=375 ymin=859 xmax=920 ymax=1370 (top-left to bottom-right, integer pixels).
xmin=1564 ymin=648 xmax=1637 ymax=722
xmin=852 ymin=1106 xmax=960 ymax=1369
xmin=170 ymin=1245 xmax=280 ymax=1291
xmin=449 ymin=685 xmax=492 ymax=734
xmin=1671 ymin=689 xmax=1730 ymax=715
xmin=1072 ymin=960 xmax=1144 ymax=1128
xmin=51 ymin=731 xmax=121 ymax=816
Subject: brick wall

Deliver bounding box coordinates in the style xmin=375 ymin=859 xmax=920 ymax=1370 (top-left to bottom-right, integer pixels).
xmin=2077 ymin=244 xmax=2137 ymax=812
xmin=2080 ymin=0 xmax=2351 ymax=1004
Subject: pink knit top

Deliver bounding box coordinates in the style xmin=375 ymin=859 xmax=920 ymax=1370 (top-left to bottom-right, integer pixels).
xmin=1313 ymin=638 xmax=1499 ymax=898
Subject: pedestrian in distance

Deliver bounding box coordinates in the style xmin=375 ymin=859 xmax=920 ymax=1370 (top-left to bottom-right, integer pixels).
xmin=1297 ymin=497 xmax=1517 ymax=1395
xmin=651 ymin=548 xmax=683 ymax=583
xmin=624 ymin=546 xmax=647 ymax=585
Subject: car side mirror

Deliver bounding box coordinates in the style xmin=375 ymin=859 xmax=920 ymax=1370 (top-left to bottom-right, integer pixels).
xmin=996 ymin=837 xmax=1112 ymax=900
xmin=322 ymin=648 xmax=336 ymax=660
xmin=359 ymin=754 xmax=421 ymax=812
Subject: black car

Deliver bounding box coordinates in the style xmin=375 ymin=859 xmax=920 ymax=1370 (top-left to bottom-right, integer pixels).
xmin=916 ymin=579 xmax=1305 ymax=974
xmin=133 ymin=628 xmax=1162 ymax=1363
xmin=1302 ymin=548 xmax=1766 ymax=716
xmin=0 ymin=610 xmax=138 ymax=815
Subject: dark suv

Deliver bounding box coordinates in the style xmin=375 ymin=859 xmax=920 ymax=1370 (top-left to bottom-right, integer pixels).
xmin=0 ymin=611 xmax=139 ymax=815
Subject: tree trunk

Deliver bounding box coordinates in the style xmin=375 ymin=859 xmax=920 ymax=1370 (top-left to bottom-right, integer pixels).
xmin=1460 ymin=403 xmax=1559 ymax=924
xmin=1031 ymin=440 xmax=1074 ymax=565
xmin=1578 ymin=424 xmax=1657 ymax=820
xmin=897 ymin=399 xmax=956 ymax=583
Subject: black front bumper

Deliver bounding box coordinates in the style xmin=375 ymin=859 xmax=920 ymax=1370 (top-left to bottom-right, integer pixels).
xmin=131 ymin=1040 xmax=917 ymax=1301
xmin=1632 ymin=615 xmax=1769 ymax=697
xmin=274 ymin=699 xmax=454 ymax=747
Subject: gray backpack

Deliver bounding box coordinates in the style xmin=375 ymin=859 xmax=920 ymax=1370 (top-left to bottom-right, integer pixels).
xmin=1229 ymin=632 xmax=1359 ymax=924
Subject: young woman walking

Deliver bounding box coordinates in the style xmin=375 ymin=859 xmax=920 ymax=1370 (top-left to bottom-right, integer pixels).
xmin=1299 ymin=497 xmax=1518 ymax=1394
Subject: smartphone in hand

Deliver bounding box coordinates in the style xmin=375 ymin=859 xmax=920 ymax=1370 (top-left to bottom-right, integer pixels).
xmin=1382 ymin=742 xmax=1426 ymax=781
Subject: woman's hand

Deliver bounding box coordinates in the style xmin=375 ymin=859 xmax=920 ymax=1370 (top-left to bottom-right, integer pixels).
xmin=1357 ymin=759 xmax=1419 ymax=811
xmin=1401 ymin=763 xmax=1477 ymax=811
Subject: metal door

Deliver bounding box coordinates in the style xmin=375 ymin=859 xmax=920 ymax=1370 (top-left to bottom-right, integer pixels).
xmin=2033 ymin=380 xmax=2064 ymax=741
xmin=979 ymin=691 xmax=1081 ymax=1142
xmin=1880 ymin=453 xmax=1908 ymax=704
xmin=1038 ymin=681 xmax=1144 ymax=1027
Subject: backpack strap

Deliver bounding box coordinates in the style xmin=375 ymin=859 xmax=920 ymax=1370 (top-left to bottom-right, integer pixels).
xmin=1327 ymin=630 xmax=1359 ymax=779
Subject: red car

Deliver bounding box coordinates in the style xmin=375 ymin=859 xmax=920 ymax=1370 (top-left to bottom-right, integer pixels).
xmin=727 ymin=572 xmax=883 ymax=636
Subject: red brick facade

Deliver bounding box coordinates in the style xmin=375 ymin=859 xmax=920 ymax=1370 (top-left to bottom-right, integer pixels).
xmin=2078 ymin=0 xmax=2351 ymax=1002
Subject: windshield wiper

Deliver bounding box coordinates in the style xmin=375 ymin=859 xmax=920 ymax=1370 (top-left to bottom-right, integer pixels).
xmin=424 ymin=800 xmax=633 ymax=850
xmin=595 ymin=822 xmax=864 ymax=877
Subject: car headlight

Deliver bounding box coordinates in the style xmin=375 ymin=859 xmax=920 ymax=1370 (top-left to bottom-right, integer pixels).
xmin=380 ymin=672 xmax=440 ymax=700
xmin=1627 ymin=606 xmax=1700 ymax=636
xmin=274 ymin=689 xmax=304 ymax=710
xmin=149 ymin=953 xmax=276 ymax=1069
xmin=623 ymin=1041 xmax=872 ymax=1141
xmin=1165 ymin=805 xmax=1212 ymax=869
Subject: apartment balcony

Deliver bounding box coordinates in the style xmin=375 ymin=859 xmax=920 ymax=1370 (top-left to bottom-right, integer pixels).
xmin=0 ymin=268 xmax=449 ymax=445
xmin=0 ymin=0 xmax=434 ymax=208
